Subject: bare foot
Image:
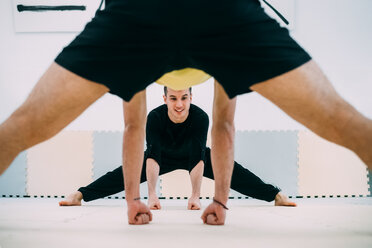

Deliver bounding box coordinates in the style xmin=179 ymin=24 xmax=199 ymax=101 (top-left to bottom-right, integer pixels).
xmin=148 ymin=195 xmax=161 ymax=210
xmin=274 ymin=192 xmax=297 ymax=207
xmin=188 ymin=196 xmax=201 ymax=210
xmin=59 ymin=191 xmax=83 ymax=206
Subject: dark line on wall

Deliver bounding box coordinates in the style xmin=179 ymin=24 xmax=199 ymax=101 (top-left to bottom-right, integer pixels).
xmin=17 ymin=5 xmax=86 ymax=12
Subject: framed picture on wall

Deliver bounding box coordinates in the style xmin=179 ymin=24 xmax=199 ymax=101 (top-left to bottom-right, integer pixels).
xmin=13 ymin=0 xmax=294 ymax=33
xmin=12 ymin=0 xmax=102 ymax=33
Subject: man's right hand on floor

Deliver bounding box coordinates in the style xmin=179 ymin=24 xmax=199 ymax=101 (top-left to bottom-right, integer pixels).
xmin=127 ymin=200 xmax=153 ymax=225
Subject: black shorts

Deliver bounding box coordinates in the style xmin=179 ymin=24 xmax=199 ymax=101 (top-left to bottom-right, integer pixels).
xmin=55 ymin=0 xmax=311 ymax=101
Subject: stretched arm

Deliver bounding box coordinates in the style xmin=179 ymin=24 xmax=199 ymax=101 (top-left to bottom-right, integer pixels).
xmin=201 ymin=81 xmax=236 ymax=225
xmin=146 ymin=158 xmax=161 ymax=209
xmin=187 ymin=106 xmax=209 ymax=210
xmin=188 ymin=160 xmax=204 ymax=210
xmin=123 ymin=90 xmax=152 ymax=225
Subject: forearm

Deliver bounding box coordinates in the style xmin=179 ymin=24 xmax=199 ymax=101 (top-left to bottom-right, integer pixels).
xmin=146 ymin=158 xmax=160 ymax=196
xmin=211 ymin=123 xmax=235 ymax=204
xmin=190 ymin=160 xmax=204 ymax=198
xmin=123 ymin=125 xmax=145 ymax=201
xmin=122 ymin=90 xmax=147 ymax=204
xmin=211 ymin=82 xmax=237 ymax=205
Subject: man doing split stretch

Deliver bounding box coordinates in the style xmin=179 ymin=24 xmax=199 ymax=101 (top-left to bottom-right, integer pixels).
xmin=59 ymin=87 xmax=296 ymax=209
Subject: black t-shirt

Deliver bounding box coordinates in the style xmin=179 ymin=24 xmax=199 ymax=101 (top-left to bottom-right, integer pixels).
xmin=145 ymin=104 xmax=209 ymax=169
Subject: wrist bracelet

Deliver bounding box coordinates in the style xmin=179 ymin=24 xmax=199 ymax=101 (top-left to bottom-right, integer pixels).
xmin=133 ymin=197 xmax=141 ymax=201
xmin=213 ymin=197 xmax=229 ymax=210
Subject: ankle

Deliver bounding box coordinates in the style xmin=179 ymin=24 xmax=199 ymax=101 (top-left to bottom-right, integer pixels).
xmin=75 ymin=191 xmax=83 ymax=201
xmin=275 ymin=192 xmax=283 ymax=200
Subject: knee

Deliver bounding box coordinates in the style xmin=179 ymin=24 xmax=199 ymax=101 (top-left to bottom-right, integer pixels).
xmin=6 ymin=106 xmax=47 ymax=148
xmin=320 ymin=100 xmax=357 ymax=138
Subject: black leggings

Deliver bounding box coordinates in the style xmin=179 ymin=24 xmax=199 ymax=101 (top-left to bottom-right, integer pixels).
xmin=79 ymin=148 xmax=280 ymax=202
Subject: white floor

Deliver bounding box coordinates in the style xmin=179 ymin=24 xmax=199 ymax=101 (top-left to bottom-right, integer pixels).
xmin=1 ymin=197 xmax=372 ymax=248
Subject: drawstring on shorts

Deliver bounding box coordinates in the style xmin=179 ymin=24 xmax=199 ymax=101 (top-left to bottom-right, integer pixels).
xmin=262 ymin=0 xmax=289 ymax=25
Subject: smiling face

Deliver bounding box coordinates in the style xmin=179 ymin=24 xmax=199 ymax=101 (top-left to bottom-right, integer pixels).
xmin=163 ymin=87 xmax=192 ymax=124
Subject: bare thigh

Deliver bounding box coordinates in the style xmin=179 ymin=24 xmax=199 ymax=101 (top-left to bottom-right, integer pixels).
xmin=16 ymin=62 xmax=109 ymax=144
xmin=0 ymin=62 xmax=109 ymax=174
xmin=250 ymin=60 xmax=358 ymax=147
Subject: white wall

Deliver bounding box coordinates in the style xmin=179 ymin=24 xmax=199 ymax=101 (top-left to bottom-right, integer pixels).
xmin=1 ymin=0 xmax=371 ymax=132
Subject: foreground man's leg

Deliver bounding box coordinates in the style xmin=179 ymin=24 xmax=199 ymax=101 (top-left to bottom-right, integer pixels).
xmin=251 ymin=60 xmax=372 ymax=169
xmin=201 ymin=81 xmax=237 ymax=225
xmin=0 ymin=62 xmax=109 ymax=175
